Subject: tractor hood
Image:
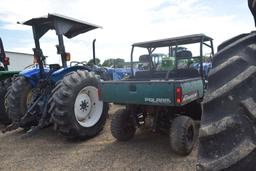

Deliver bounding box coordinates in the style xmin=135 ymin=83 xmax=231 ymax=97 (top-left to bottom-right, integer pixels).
xmin=21 ymin=13 xmax=102 ymax=39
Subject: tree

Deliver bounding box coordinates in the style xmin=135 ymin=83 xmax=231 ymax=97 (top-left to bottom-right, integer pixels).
xmin=88 ymin=58 xmax=101 ymax=65
xmin=114 ymin=58 xmax=125 ymax=68
xmin=102 ymin=58 xmax=125 ymax=68
xmin=102 ymin=58 xmax=114 ymax=67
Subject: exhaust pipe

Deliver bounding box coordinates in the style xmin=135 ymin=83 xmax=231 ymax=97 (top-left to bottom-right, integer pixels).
xmin=93 ymin=39 xmax=96 ymax=65
xmin=248 ymin=0 xmax=256 ymax=26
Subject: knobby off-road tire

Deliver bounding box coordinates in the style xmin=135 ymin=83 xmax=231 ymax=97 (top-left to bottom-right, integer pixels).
xmin=197 ymin=32 xmax=256 ymax=171
xmin=111 ymin=109 xmax=136 ymax=141
xmin=0 ymin=78 xmax=12 ymax=125
xmin=7 ymin=76 xmax=37 ymax=129
xmin=170 ymin=116 xmax=196 ymax=156
xmin=51 ymin=70 xmax=108 ymax=139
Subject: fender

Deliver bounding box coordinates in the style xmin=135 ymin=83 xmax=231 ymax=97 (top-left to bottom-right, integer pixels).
xmin=20 ymin=67 xmax=50 ymax=87
xmin=20 ymin=65 xmax=92 ymax=86
xmin=51 ymin=65 xmax=91 ymax=83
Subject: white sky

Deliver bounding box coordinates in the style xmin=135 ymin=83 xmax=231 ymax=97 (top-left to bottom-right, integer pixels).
xmin=0 ymin=0 xmax=255 ymax=64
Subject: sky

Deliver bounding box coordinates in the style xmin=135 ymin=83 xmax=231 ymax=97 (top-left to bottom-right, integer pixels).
xmin=0 ymin=0 xmax=255 ymax=64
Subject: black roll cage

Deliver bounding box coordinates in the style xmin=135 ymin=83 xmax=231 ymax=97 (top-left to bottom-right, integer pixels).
xmin=130 ymin=34 xmax=214 ymax=82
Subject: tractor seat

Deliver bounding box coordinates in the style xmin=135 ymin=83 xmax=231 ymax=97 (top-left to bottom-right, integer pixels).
xmin=49 ymin=64 xmax=61 ymax=71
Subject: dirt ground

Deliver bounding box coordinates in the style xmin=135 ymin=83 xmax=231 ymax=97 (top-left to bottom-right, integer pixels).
xmin=0 ymin=105 xmax=198 ymax=171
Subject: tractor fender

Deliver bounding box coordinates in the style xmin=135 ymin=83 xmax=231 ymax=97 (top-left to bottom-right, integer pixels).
xmin=20 ymin=67 xmax=50 ymax=87
xmin=0 ymin=71 xmax=20 ymax=81
xmin=51 ymin=65 xmax=91 ymax=83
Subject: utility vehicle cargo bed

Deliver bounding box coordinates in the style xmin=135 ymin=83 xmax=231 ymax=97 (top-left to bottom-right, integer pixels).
xmin=100 ymin=78 xmax=204 ymax=106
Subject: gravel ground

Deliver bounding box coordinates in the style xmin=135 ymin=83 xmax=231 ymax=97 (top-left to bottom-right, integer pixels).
xmin=0 ymin=105 xmax=197 ymax=171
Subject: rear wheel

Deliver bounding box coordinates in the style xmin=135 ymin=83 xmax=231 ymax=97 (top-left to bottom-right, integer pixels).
xmin=170 ymin=115 xmax=196 ymax=156
xmin=111 ymin=109 xmax=136 ymax=141
xmin=7 ymin=76 xmax=36 ymax=129
xmin=197 ymin=32 xmax=256 ymax=171
xmin=52 ymin=70 xmax=108 ymax=139
xmin=0 ymin=78 xmax=12 ymax=125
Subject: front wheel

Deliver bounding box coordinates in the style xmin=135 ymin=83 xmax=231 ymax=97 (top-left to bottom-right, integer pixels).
xmin=6 ymin=76 xmax=37 ymax=129
xmin=0 ymin=79 xmax=12 ymax=125
xmin=170 ymin=115 xmax=196 ymax=156
xmin=51 ymin=70 xmax=108 ymax=139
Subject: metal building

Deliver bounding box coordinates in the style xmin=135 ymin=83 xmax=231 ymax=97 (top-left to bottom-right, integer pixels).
xmin=5 ymin=51 xmax=33 ymax=71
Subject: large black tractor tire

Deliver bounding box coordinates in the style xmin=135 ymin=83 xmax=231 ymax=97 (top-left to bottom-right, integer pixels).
xmin=197 ymin=32 xmax=256 ymax=171
xmin=7 ymin=76 xmax=37 ymax=129
xmin=0 ymin=78 xmax=12 ymax=125
xmin=170 ymin=115 xmax=196 ymax=156
xmin=111 ymin=109 xmax=136 ymax=141
xmin=51 ymin=70 xmax=108 ymax=139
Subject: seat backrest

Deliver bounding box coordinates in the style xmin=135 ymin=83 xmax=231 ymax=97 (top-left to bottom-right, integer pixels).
xmin=176 ymin=50 xmax=192 ymax=59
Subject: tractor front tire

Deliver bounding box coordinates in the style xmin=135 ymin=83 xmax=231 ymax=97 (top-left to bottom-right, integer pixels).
xmin=111 ymin=109 xmax=136 ymax=141
xmin=170 ymin=115 xmax=196 ymax=156
xmin=7 ymin=76 xmax=36 ymax=128
xmin=0 ymin=79 xmax=12 ymax=125
xmin=52 ymin=70 xmax=108 ymax=139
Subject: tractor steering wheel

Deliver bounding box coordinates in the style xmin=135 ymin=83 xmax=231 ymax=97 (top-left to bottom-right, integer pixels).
xmin=70 ymin=61 xmax=87 ymax=67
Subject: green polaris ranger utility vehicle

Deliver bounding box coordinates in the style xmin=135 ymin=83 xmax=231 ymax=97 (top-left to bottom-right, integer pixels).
xmin=99 ymin=34 xmax=214 ymax=156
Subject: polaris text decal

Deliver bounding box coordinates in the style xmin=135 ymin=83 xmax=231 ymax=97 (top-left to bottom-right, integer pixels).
xmin=145 ymin=98 xmax=172 ymax=104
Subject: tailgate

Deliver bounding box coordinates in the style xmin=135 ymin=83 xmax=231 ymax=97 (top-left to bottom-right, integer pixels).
xmin=100 ymin=80 xmax=175 ymax=106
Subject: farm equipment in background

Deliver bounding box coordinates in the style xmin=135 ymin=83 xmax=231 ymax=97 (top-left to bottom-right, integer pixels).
xmin=99 ymin=34 xmax=214 ymax=156
xmin=4 ymin=13 xmax=109 ymax=139
xmin=197 ymin=0 xmax=256 ymax=170
xmin=0 ymin=38 xmax=19 ymax=125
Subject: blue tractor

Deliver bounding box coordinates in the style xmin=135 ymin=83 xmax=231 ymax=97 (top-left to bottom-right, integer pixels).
xmin=5 ymin=14 xmax=108 ymax=139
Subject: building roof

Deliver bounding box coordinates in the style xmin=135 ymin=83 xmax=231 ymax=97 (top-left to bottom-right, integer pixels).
xmin=5 ymin=51 xmax=33 ymax=56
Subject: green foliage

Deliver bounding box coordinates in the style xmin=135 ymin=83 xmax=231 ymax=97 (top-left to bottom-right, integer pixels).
xmin=88 ymin=58 xmax=101 ymax=65
xmin=102 ymin=58 xmax=114 ymax=67
xmin=102 ymin=58 xmax=125 ymax=68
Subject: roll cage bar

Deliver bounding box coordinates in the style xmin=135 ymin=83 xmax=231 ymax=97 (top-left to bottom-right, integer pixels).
xmin=130 ymin=34 xmax=214 ymax=81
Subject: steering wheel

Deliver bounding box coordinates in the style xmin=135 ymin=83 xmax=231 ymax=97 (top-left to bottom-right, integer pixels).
xmin=70 ymin=61 xmax=87 ymax=67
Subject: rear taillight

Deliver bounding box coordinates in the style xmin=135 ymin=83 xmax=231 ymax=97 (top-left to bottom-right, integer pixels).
xmin=65 ymin=52 xmax=71 ymax=61
xmin=175 ymin=87 xmax=182 ymax=104
xmin=3 ymin=57 xmax=9 ymax=65
xmin=33 ymin=55 xmax=38 ymax=64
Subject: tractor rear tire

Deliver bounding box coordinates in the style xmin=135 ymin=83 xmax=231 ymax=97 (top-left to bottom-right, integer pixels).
xmin=0 ymin=78 xmax=12 ymax=125
xmin=170 ymin=115 xmax=196 ymax=156
xmin=197 ymin=32 xmax=256 ymax=171
xmin=52 ymin=70 xmax=108 ymax=139
xmin=111 ymin=109 xmax=136 ymax=141
xmin=7 ymin=76 xmax=36 ymax=129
